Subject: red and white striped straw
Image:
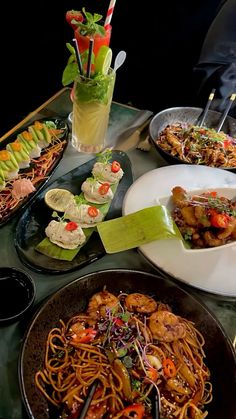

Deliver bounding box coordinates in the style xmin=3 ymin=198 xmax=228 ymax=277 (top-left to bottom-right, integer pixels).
xmin=104 ymin=0 xmax=116 ymax=29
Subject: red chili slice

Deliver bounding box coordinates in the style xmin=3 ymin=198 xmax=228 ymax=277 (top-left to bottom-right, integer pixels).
xmin=71 ymin=328 xmax=97 ymax=343
xmin=162 ymin=358 xmax=177 ymax=377
xmin=223 ymin=139 xmax=232 ymax=148
xmin=121 ymin=404 xmax=145 ymax=419
xmin=111 ymin=160 xmax=121 ymax=173
xmin=98 ymin=182 xmax=110 ymax=195
xmin=88 ymin=206 xmax=98 ymax=217
xmin=65 ymin=221 xmax=78 ymax=231
xmin=210 ymin=213 xmax=230 ymax=228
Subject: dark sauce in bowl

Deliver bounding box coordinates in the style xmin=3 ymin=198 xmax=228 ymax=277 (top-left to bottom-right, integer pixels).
xmin=0 ymin=268 xmax=35 ymax=323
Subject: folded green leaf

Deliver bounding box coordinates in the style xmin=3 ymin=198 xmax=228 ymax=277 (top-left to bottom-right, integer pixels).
xmin=97 ymin=205 xmax=182 ymax=253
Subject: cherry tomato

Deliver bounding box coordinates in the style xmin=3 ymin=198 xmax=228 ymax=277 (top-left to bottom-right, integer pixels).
xmin=98 ymin=182 xmax=110 ymax=195
xmin=121 ymin=404 xmax=145 ymax=419
xmin=210 ymin=213 xmax=230 ymax=228
xmin=88 ymin=206 xmax=99 ymax=217
xmin=111 ymin=160 xmax=121 ymax=173
xmin=65 ymin=221 xmax=78 ymax=231
xmin=71 ymin=328 xmax=97 ymax=344
xmin=162 ymin=358 xmax=177 ymax=377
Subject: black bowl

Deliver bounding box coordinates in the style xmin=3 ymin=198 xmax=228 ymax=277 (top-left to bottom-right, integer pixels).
xmin=0 ymin=267 xmax=36 ymax=324
xmin=19 ymin=269 xmax=236 ymax=419
xmin=149 ymin=106 xmax=236 ymax=171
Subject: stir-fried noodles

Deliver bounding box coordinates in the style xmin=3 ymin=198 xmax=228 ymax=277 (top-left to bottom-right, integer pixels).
xmin=156 ymin=123 xmax=236 ymax=167
xmin=35 ymin=290 xmax=212 ymax=418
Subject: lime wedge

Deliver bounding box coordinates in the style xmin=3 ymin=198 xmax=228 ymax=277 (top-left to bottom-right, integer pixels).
xmin=44 ymin=188 xmax=74 ymax=212
xmin=95 ymin=46 xmax=112 ymax=75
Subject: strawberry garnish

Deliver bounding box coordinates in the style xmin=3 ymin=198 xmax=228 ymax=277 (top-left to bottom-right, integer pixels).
xmin=66 ymin=10 xmax=84 ymax=30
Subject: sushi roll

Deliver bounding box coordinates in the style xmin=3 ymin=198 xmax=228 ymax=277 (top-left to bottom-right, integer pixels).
xmin=92 ymin=160 xmax=124 ymax=184
xmin=6 ymin=141 xmax=30 ymax=169
xmin=64 ymin=202 xmax=104 ymax=228
xmin=81 ymin=178 xmax=114 ymax=204
xmin=0 ymin=149 xmax=19 ymax=179
xmin=28 ymin=121 xmax=52 ymax=149
xmin=45 ymin=219 xmax=86 ymax=249
xmin=0 ymin=168 xmax=6 ymax=191
xmin=17 ymin=130 xmax=42 ymax=158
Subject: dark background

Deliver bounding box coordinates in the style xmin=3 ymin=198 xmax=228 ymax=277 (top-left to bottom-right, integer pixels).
xmin=0 ymin=0 xmax=224 ymax=136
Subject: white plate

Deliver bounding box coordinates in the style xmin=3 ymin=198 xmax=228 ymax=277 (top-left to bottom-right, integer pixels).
xmin=123 ymin=164 xmax=236 ymax=297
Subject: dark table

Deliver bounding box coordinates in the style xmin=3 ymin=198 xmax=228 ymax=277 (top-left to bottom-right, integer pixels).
xmin=0 ymin=88 xmax=235 ymax=419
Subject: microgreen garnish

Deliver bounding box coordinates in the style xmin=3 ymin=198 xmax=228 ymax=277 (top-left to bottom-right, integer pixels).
xmin=183 ymin=228 xmax=192 ymax=241
xmin=132 ymin=378 xmax=141 ymax=391
xmin=74 ymin=194 xmax=87 ymax=206
xmin=120 ymin=311 xmax=131 ymax=322
xmin=123 ymin=355 xmax=133 ymax=369
xmin=52 ymin=211 xmax=65 ymax=221
xmin=207 ymin=196 xmax=236 ymax=216
xmin=86 ymin=177 xmax=97 ymax=184
xmin=96 ymin=149 xmax=113 ymax=164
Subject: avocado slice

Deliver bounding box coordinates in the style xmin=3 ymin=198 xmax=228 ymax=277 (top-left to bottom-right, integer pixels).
xmin=7 ymin=142 xmax=30 ymax=164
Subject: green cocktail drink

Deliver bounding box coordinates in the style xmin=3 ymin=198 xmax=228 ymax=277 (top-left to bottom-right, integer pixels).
xmin=72 ymin=69 xmax=115 ymax=153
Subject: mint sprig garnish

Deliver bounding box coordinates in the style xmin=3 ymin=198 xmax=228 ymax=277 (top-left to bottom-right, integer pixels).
xmin=76 ymin=8 xmax=106 ymax=37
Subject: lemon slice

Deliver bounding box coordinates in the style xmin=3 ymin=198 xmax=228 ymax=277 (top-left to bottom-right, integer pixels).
xmin=95 ymin=46 xmax=112 ymax=75
xmin=44 ymin=188 xmax=74 ymax=212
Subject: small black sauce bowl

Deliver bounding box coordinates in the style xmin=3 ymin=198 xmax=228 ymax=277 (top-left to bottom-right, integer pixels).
xmin=0 ymin=267 xmax=36 ymax=325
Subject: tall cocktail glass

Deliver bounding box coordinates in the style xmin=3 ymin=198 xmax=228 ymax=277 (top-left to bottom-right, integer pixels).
xmin=72 ymin=68 xmax=115 ymax=153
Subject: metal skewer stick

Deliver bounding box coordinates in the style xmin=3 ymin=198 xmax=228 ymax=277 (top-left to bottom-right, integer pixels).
xmin=197 ymin=88 xmax=216 ymax=127
xmin=216 ymin=93 xmax=236 ymax=132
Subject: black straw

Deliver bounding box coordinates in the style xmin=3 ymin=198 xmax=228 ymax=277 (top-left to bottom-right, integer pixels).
xmin=86 ymin=38 xmax=94 ymax=78
xmin=216 ymin=93 xmax=236 ymax=132
xmin=78 ymin=380 xmax=98 ymax=419
xmin=72 ymin=38 xmax=83 ymax=76
xmin=197 ymin=88 xmax=216 ymax=127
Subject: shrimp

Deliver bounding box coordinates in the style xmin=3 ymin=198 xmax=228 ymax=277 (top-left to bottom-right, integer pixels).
xmin=87 ymin=290 xmax=119 ymax=319
xmin=171 ymin=186 xmax=189 ymax=208
xmin=148 ymin=311 xmax=186 ymax=342
xmin=125 ymin=293 xmax=157 ymax=314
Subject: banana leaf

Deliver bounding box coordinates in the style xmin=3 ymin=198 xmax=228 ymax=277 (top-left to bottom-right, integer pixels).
xmin=97 ymin=205 xmax=183 ymax=253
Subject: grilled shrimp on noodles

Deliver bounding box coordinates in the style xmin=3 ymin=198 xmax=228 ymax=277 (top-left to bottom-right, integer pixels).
xmin=87 ymin=290 xmax=119 ymax=319
xmin=149 ymin=310 xmax=186 ymax=342
xmin=125 ymin=293 xmax=157 ymax=314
